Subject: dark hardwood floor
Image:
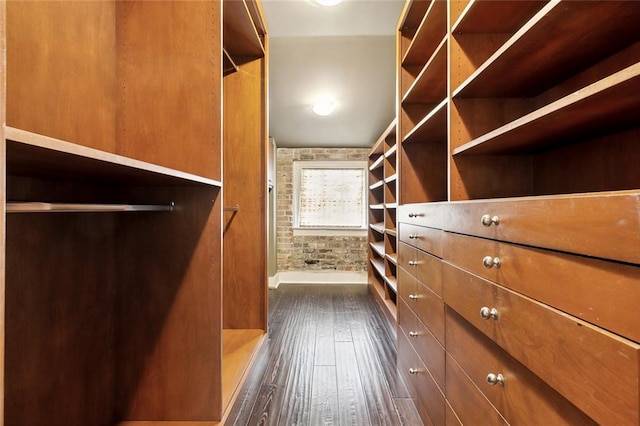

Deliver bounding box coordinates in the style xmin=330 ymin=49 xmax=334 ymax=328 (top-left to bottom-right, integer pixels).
xmin=227 ymin=284 xmax=422 ymax=425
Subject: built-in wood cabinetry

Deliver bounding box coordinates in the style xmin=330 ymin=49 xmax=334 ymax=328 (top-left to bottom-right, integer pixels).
xmin=0 ymin=1 xmax=267 ymax=424
xmin=396 ymin=1 xmax=640 ymax=424
xmin=368 ymin=120 xmax=398 ymax=321
xmin=222 ymin=0 xmax=269 ymax=417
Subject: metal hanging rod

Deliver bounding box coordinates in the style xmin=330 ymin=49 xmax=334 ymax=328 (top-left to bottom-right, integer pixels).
xmin=224 ymin=204 xmax=239 ymax=212
xmin=6 ymin=202 xmax=174 ymax=213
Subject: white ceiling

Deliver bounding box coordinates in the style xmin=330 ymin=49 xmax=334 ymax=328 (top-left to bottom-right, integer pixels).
xmin=261 ymin=0 xmax=404 ymax=148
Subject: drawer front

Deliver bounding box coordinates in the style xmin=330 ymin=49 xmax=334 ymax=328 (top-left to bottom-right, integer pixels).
xmin=413 ymin=280 xmax=445 ymax=345
xmin=398 ymin=202 xmax=445 ymax=229
xmin=445 ymin=353 xmax=508 ymax=426
xmin=443 ymin=262 xmax=640 ymax=426
xmin=398 ymin=241 xmax=419 ymax=278
xmin=445 ymin=399 xmax=462 ymax=426
xmin=447 ymin=308 xmax=596 ymax=425
xmin=445 ymin=192 xmax=640 ymax=264
xmin=398 ymin=329 xmax=445 ymax=426
xmin=399 ymin=241 xmax=442 ymax=296
xmin=399 ymin=223 xmax=443 ymax=257
xmin=400 ymin=267 xmax=445 ymax=346
xmin=443 ymin=231 xmax=640 ymax=342
xmin=399 ymin=298 xmax=445 ymax=391
xmin=397 ymin=266 xmax=417 ymax=307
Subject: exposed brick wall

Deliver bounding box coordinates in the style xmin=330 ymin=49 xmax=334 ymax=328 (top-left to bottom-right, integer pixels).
xmin=276 ymin=147 xmax=369 ymax=272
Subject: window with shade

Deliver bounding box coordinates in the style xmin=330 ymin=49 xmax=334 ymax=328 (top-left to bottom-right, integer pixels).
xmin=293 ymin=161 xmax=367 ymax=233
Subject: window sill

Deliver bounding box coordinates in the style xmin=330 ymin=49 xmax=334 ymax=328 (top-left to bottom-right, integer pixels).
xmin=293 ymin=227 xmax=367 ymax=237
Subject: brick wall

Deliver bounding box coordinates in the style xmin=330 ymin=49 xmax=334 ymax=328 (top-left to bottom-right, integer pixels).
xmin=276 ymin=147 xmax=369 ymax=272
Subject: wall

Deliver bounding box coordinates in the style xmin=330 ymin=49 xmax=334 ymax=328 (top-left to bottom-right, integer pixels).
xmin=276 ymin=147 xmax=369 ymax=273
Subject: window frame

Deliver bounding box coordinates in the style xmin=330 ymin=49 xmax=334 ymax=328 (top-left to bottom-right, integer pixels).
xmin=292 ymin=160 xmax=368 ymax=236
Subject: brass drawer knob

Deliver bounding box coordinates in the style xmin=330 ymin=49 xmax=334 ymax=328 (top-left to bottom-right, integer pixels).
xmin=481 ymin=214 xmax=500 ymax=227
xmin=483 ymin=256 xmax=501 ymax=269
xmin=480 ymin=306 xmax=499 ymax=320
xmin=409 ymin=331 xmax=418 ymax=337
xmin=409 ymin=368 xmax=419 ymax=375
xmin=408 ymin=260 xmax=418 ymax=266
xmin=408 ymin=294 xmax=418 ymax=300
xmin=486 ymin=373 xmax=505 ymax=386
xmin=408 ymin=234 xmax=419 ymax=239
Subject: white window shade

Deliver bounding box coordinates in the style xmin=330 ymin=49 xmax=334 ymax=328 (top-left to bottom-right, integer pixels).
xmin=294 ymin=161 xmax=367 ymax=230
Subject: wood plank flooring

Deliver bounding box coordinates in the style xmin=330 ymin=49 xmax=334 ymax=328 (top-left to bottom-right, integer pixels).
xmin=226 ymin=284 xmax=422 ymax=425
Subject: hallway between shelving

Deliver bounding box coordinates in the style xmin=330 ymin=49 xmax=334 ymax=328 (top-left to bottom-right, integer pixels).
xmin=227 ymin=284 xmax=422 ymax=425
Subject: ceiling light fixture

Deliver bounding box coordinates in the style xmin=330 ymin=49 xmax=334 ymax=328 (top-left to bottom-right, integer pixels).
xmin=315 ymin=0 xmax=343 ymax=6
xmin=312 ymin=98 xmax=336 ymax=116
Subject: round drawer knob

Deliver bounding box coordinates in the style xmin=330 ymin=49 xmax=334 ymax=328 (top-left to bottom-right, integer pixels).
xmin=480 ymin=306 xmax=499 ymax=320
xmin=408 ymin=260 xmax=418 ymax=266
xmin=486 ymin=373 xmax=505 ymax=386
xmin=409 ymin=368 xmax=418 ymax=375
xmin=408 ymin=294 xmax=418 ymax=300
xmin=482 ymin=256 xmax=501 ymax=269
xmin=481 ymin=214 xmax=500 ymax=227
xmin=408 ymin=234 xmax=419 ymax=239
xmin=408 ymin=212 xmax=421 ymax=218
xmin=409 ymin=331 xmax=418 ymax=337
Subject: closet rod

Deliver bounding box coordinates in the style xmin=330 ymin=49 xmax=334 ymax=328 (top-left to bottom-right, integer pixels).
xmin=224 ymin=204 xmax=239 ymax=212
xmin=6 ymin=202 xmax=174 ymax=213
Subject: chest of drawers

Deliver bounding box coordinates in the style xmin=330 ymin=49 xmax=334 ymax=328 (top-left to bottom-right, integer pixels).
xmin=397 ymin=193 xmax=640 ymax=425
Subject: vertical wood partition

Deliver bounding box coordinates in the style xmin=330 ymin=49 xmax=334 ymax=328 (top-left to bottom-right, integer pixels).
xmin=3 ymin=0 xmax=226 ymax=424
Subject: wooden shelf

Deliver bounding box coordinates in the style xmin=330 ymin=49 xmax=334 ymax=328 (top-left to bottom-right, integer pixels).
xmin=386 ymin=228 xmax=397 ymax=237
xmin=384 ymin=275 xmax=398 ymax=293
xmin=221 ymin=329 xmax=266 ymax=419
xmin=402 ymin=0 xmax=447 ymax=67
xmin=453 ymin=63 xmax=640 ymax=155
xmin=369 ymin=154 xmax=385 ymax=171
xmin=6 ymin=127 xmax=222 ymax=187
xmin=223 ymin=0 xmax=264 ymax=66
xmin=452 ymin=0 xmax=547 ymax=34
xmin=223 ymin=49 xmax=239 ymax=76
xmin=385 ymin=174 xmax=398 ymax=184
xmin=370 ymin=241 xmax=385 ymax=257
xmin=453 ymin=1 xmax=640 ymax=98
xmin=386 ymin=253 xmax=398 ymax=266
xmin=370 ymin=204 xmax=385 ymax=211
xmin=369 ymin=180 xmax=385 ymax=191
xmin=370 ymin=222 xmax=385 ymax=234
xmin=370 ymin=257 xmax=385 ymax=277
xmin=403 ymin=36 xmax=447 ymax=104
xmin=385 ymin=144 xmax=398 ymax=157
xmin=403 ymin=99 xmax=448 ymax=145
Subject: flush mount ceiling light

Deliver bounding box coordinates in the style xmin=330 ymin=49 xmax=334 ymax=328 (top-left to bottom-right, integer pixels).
xmin=312 ymin=98 xmax=336 ymax=116
xmin=315 ymin=0 xmax=343 ymax=6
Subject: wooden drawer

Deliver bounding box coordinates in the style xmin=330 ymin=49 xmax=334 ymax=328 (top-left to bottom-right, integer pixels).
xmin=445 ymin=352 xmax=507 ymax=426
xmin=398 ymin=202 xmax=445 ymax=229
xmin=398 ymin=241 xmax=442 ymax=296
xmin=445 ymin=191 xmax=640 ymax=265
xmin=398 ymin=267 xmax=445 ymax=345
xmin=398 ymin=299 xmax=445 ymax=391
xmin=443 ymin=262 xmax=640 ymax=425
xmin=443 ymin=231 xmax=640 ymax=342
xmin=399 ymin=223 xmax=443 ymax=257
xmin=445 ymin=399 xmax=462 ymax=426
xmin=447 ymin=308 xmax=596 ymax=425
xmin=398 ymin=328 xmax=445 ymax=426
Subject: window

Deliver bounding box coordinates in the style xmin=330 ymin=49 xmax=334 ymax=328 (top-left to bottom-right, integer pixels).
xmin=293 ymin=161 xmax=367 ymax=235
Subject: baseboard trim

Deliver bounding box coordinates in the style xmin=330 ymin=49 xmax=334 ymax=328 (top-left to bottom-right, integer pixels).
xmin=269 ymin=271 xmax=367 ymax=289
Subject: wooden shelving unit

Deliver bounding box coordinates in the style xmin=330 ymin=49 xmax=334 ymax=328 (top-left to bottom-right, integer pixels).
xmin=396 ymin=1 xmax=640 ymax=425
xmin=367 ymin=120 xmax=398 ymax=321
xmin=222 ymin=0 xmax=269 ymax=421
xmin=0 ymin=0 xmax=269 ymax=424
